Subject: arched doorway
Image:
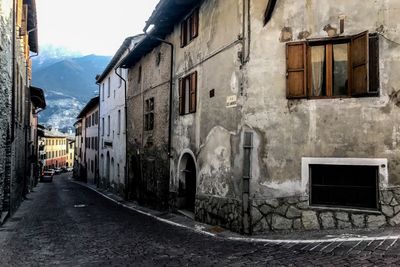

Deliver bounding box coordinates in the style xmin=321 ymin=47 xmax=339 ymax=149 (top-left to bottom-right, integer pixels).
xmin=178 ymin=152 xmax=197 ymax=212
xmin=106 ymin=152 xmax=110 ymax=185
xmin=111 ymin=157 xmax=114 ymax=183
xmin=129 ymin=154 xmax=141 ymax=200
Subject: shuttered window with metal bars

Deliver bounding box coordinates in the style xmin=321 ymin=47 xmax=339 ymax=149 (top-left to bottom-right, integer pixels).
xmin=310 ymin=164 xmax=379 ymax=209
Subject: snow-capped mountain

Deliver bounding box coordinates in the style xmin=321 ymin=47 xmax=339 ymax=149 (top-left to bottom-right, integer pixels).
xmin=31 ymin=46 xmax=111 ymax=131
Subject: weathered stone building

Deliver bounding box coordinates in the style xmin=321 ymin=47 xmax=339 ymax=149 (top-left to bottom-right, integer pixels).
xmin=75 ymin=96 xmax=99 ymax=184
xmin=96 ymin=36 xmax=142 ymax=197
xmin=119 ymin=34 xmax=172 ymax=208
xmin=0 ymin=0 xmax=15 ymax=221
xmin=0 ymin=0 xmax=40 ymax=219
xmin=140 ymin=0 xmax=400 ymax=234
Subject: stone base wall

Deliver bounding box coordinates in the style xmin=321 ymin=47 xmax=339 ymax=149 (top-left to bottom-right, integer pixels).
xmin=251 ymin=187 xmax=400 ymax=233
xmin=195 ymin=195 xmax=243 ymax=233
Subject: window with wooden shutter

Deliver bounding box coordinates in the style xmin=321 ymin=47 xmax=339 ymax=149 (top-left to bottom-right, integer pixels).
xmin=286 ymin=31 xmax=379 ymax=99
xmin=189 ymin=71 xmax=197 ymax=113
xmin=368 ymin=33 xmax=379 ymax=94
xmin=180 ymin=9 xmax=199 ymax=47
xmin=179 ymin=71 xmax=197 ymax=115
xmin=180 ymin=21 xmax=187 ymax=48
xmin=20 ymin=4 xmax=28 ymax=36
xmin=286 ymin=42 xmax=307 ymax=98
xmin=179 ymin=78 xmax=184 ymax=115
xmin=191 ymin=9 xmax=199 ymax=39
xmin=351 ymin=31 xmax=369 ymax=96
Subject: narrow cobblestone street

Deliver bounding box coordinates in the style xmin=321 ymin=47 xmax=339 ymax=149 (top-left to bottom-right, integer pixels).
xmin=0 ymin=173 xmax=399 ymax=266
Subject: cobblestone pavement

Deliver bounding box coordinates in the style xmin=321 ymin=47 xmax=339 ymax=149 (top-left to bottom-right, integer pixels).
xmin=0 ymin=174 xmax=400 ymax=266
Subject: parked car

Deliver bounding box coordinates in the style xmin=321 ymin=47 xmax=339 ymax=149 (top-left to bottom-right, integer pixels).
xmin=61 ymin=166 xmax=68 ymax=173
xmin=66 ymin=167 xmax=73 ymax=172
xmin=54 ymin=167 xmax=62 ymax=175
xmin=47 ymin=169 xmax=55 ymax=175
xmin=41 ymin=171 xmax=54 ymax=182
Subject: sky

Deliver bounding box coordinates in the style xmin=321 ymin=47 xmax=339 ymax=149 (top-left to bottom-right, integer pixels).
xmin=36 ymin=0 xmax=159 ymax=56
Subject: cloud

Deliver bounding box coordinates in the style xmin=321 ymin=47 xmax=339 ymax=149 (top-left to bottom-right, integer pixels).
xmin=36 ymin=0 xmax=159 ymax=55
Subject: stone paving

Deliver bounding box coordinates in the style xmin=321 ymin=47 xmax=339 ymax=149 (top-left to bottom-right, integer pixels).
xmin=0 ymin=173 xmax=400 ymax=266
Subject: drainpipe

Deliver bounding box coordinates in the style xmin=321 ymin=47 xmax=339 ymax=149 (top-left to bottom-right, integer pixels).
xmin=114 ymin=67 xmax=128 ymax=199
xmin=241 ymin=0 xmax=251 ymax=64
xmin=143 ymin=31 xmax=174 ymax=158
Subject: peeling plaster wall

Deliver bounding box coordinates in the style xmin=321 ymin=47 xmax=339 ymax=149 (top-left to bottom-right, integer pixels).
xmin=246 ymin=0 xmax=400 ymax=200
xmin=170 ymin=0 xmax=244 ymax=202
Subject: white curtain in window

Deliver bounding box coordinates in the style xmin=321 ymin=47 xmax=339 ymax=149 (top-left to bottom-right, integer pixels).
xmin=311 ymin=46 xmax=325 ymax=96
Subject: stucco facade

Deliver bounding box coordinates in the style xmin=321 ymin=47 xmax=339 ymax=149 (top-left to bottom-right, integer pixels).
xmin=97 ymin=36 xmax=142 ymax=197
xmin=75 ymin=97 xmax=99 ymax=184
xmin=43 ymin=130 xmax=68 ymax=169
xmin=141 ymin=0 xmax=400 ymax=234
xmin=244 ymin=0 xmax=400 ymax=233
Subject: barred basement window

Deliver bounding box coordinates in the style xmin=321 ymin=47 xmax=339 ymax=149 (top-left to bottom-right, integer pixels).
xmin=179 ymin=71 xmax=197 ymax=115
xmin=310 ymin=164 xmax=378 ymax=209
xmin=286 ymin=31 xmax=379 ymax=99
xmin=145 ymin=98 xmax=154 ymax=131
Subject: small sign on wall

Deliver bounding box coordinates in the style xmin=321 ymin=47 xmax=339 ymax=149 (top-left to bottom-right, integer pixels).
xmin=226 ymin=95 xmax=237 ymax=108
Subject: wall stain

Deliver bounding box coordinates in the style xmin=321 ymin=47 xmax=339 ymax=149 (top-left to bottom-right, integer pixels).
xmin=279 ymin=27 xmax=293 ymax=42
xmin=298 ymin=30 xmax=311 ymax=40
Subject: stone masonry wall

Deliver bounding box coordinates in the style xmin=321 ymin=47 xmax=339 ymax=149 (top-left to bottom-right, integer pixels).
xmin=0 ymin=0 xmax=13 ymax=215
xmin=251 ymin=188 xmax=400 ymax=233
xmin=195 ymin=195 xmax=243 ymax=233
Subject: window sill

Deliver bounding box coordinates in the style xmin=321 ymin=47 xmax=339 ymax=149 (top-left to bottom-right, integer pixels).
xmin=181 ymin=37 xmax=197 ymax=48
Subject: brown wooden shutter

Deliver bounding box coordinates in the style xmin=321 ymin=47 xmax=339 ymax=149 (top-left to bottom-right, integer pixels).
xmin=191 ymin=9 xmax=199 ymax=39
xmin=20 ymin=4 xmax=28 ymax=36
xmin=286 ymin=42 xmax=307 ymax=98
xmin=179 ymin=78 xmax=184 ymax=115
xmin=180 ymin=21 xmax=186 ymax=48
xmin=351 ymin=31 xmax=369 ymax=96
xmin=368 ymin=33 xmax=379 ymax=94
xmin=189 ymin=71 xmax=197 ymax=113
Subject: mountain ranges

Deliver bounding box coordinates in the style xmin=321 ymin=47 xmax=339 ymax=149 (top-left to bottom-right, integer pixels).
xmin=31 ymin=47 xmax=111 ymax=132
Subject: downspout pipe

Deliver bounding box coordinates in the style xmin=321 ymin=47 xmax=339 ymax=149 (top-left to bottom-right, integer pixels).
xmin=143 ymin=32 xmax=174 ymax=158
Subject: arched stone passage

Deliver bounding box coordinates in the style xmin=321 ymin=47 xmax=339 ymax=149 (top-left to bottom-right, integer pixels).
xmin=106 ymin=152 xmax=110 ymax=182
xmin=177 ymin=152 xmax=197 ymax=212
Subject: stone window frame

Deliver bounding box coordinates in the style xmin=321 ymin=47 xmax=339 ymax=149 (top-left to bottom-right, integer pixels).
xmin=301 ymin=157 xmax=388 ymax=211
